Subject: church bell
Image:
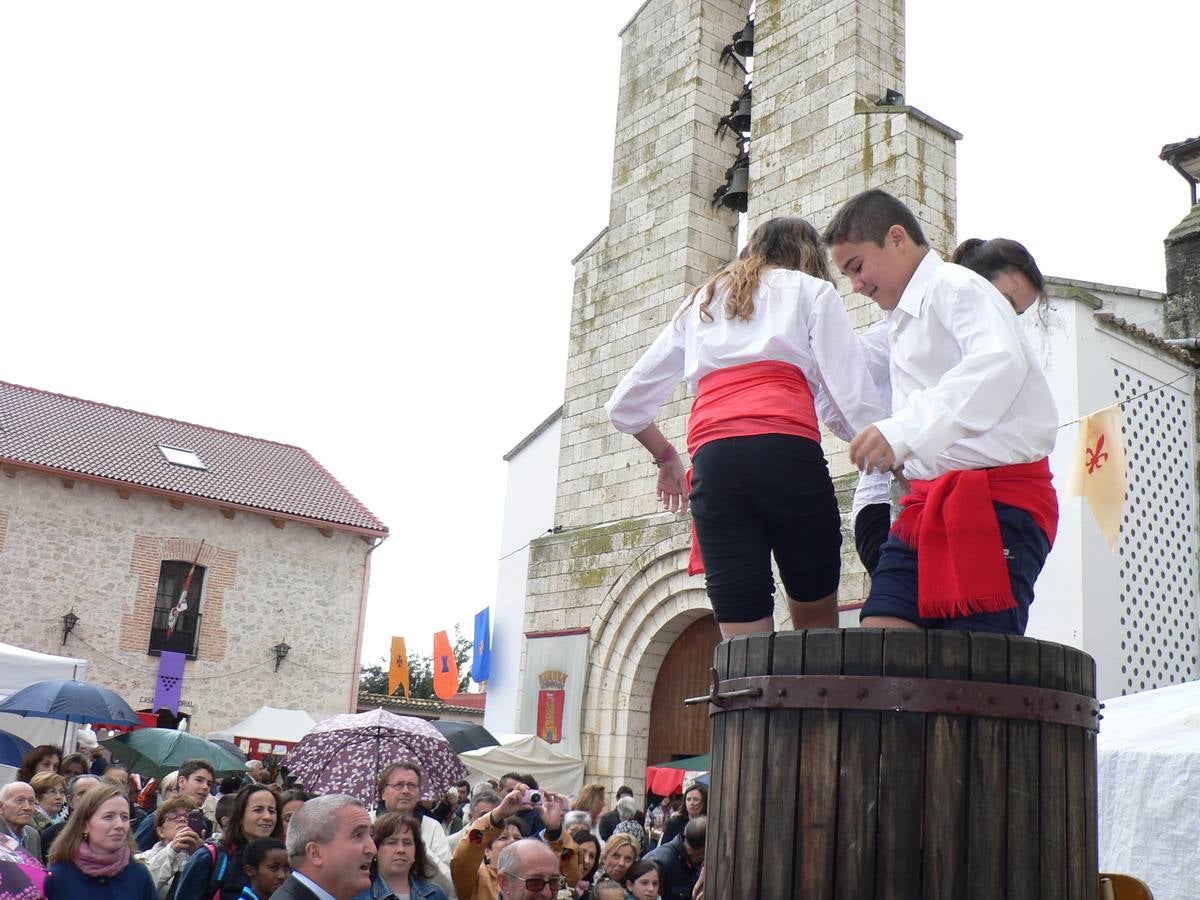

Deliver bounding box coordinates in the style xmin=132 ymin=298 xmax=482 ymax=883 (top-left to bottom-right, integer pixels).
xmin=721 ymin=153 xmax=749 ymax=213
xmin=734 ymin=18 xmax=754 ymax=57
xmin=730 ymin=87 xmax=752 ymax=134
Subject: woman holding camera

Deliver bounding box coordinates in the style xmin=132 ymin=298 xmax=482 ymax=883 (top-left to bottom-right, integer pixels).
xmin=135 ymin=796 xmax=203 ymax=899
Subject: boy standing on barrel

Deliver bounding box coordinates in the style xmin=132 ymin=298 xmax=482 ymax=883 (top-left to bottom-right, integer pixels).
xmin=824 ymin=189 xmax=1059 ymax=635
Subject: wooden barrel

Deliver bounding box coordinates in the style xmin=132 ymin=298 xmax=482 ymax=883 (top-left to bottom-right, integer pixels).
xmin=701 ymin=629 xmax=1099 ymax=900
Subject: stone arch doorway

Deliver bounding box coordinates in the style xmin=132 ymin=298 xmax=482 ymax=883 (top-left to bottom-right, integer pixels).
xmin=582 ymin=533 xmax=715 ymax=795
xmin=646 ymin=614 xmax=721 ymax=766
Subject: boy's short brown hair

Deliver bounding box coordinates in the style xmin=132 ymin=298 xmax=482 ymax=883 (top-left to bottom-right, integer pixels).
xmin=823 ymin=189 xmax=928 ymax=248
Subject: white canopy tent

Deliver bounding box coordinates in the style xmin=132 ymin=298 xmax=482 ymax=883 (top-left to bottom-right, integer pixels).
xmin=1098 ymin=680 xmax=1200 ymax=900
xmin=459 ymin=733 xmax=585 ymax=798
xmin=0 ymin=641 xmax=90 ymax=786
xmin=207 ymin=706 xmax=318 ymax=750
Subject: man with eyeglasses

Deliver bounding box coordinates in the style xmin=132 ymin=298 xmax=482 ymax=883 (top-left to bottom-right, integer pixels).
xmin=377 ymin=760 xmax=456 ymax=898
xmin=495 ymin=839 xmax=565 ymax=900
xmin=0 ymin=782 xmax=41 ymax=860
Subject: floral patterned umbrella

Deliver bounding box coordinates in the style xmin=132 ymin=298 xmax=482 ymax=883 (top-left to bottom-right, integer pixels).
xmin=285 ymin=707 xmax=467 ymax=807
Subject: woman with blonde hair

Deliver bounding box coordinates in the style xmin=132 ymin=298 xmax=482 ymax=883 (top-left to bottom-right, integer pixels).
xmin=45 ymin=782 xmax=156 ymax=899
xmin=607 ymin=216 xmax=886 ymax=638
xmin=592 ymin=832 xmax=640 ymax=892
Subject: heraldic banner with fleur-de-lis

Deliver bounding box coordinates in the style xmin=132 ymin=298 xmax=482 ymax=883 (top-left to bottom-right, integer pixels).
xmin=1064 ymin=403 xmax=1127 ymax=549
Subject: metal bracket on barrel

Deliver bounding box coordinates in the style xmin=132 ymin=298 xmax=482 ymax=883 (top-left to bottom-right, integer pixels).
xmin=685 ymin=669 xmax=1102 ymax=731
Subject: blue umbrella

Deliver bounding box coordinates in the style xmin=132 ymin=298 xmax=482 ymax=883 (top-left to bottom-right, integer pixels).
xmin=0 ymin=729 xmax=34 ymax=767
xmin=0 ymin=679 xmax=142 ymax=727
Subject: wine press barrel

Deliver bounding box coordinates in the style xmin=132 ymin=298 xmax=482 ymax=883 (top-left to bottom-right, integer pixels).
xmin=696 ymin=629 xmax=1100 ymax=900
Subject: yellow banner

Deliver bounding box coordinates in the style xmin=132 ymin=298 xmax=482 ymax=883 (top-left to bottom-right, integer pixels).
xmin=1064 ymin=404 xmax=1126 ymax=549
xmin=388 ymin=636 xmax=410 ymax=699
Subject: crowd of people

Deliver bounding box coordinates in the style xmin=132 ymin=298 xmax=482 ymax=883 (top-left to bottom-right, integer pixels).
xmin=2 ymin=735 xmax=708 ymax=900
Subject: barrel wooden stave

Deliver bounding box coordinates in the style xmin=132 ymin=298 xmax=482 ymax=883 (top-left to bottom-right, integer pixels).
xmin=706 ymin=629 xmax=1099 ymax=900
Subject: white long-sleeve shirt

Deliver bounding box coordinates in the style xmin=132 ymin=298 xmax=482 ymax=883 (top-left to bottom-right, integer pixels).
xmin=868 ymin=252 xmax=1058 ymax=481
xmin=605 ymin=268 xmax=888 ymax=444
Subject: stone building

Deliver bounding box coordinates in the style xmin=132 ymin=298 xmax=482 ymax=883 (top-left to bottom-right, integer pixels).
xmin=0 ymin=380 xmax=387 ymax=734
xmin=494 ymin=0 xmax=1200 ymax=794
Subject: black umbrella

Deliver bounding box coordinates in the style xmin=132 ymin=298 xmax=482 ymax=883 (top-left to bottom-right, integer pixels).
xmin=430 ymin=720 xmax=499 ymax=754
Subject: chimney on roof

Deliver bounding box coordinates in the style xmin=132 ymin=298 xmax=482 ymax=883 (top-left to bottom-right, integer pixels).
xmin=1161 ymin=136 xmax=1200 ymax=339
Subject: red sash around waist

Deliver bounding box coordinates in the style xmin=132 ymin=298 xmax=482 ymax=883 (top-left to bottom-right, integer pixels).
xmin=891 ymin=457 xmax=1059 ymax=619
xmin=686 ymin=360 xmax=820 ymax=575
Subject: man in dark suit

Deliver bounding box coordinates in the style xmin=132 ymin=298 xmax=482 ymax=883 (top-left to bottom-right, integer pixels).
xmin=273 ymin=794 xmax=376 ymax=900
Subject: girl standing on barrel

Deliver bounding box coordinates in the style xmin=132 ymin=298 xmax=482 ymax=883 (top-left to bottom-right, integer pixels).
xmin=606 ymin=217 xmax=887 ymax=637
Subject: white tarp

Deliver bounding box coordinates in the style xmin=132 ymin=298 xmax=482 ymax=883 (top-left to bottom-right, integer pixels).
xmin=207 ymin=706 xmax=318 ymax=746
xmin=459 ymin=732 xmax=585 ymax=798
xmin=0 ymin=641 xmax=90 ymax=786
xmin=1098 ymin=679 xmax=1200 ymax=900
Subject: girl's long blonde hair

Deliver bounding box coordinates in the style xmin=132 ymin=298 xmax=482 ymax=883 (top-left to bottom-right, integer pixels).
xmin=679 ymin=216 xmax=834 ymax=325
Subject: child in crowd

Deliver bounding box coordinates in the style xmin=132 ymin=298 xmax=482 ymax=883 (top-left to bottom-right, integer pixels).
xmin=824 ymin=189 xmax=1059 ymax=634
xmin=240 ymin=837 xmax=289 ymax=899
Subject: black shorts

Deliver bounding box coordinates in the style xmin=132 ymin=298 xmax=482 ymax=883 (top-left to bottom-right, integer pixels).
xmin=689 ymin=433 xmax=842 ymax=623
xmin=854 ymin=503 xmax=891 ymax=576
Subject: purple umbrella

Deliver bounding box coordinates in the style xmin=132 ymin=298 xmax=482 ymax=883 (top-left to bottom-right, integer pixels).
xmin=0 ymin=833 xmax=47 ymax=899
xmin=285 ymin=708 xmax=467 ymax=807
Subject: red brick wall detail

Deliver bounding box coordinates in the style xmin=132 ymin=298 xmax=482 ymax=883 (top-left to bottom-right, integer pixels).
xmin=121 ymin=536 xmax=236 ymax=662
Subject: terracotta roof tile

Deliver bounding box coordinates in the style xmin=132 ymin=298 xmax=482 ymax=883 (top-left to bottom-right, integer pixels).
xmin=0 ymin=380 xmax=386 ymax=534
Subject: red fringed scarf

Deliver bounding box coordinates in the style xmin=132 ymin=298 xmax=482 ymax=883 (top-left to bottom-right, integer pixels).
xmin=891 ymin=457 xmax=1058 ymax=619
xmin=685 ymin=360 xmax=820 ymax=575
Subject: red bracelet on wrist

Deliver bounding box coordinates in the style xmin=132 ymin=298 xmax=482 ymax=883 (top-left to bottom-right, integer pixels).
xmin=653 ymin=445 xmax=678 ymax=467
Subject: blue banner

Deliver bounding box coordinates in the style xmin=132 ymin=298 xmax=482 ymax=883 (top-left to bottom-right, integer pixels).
xmin=472 ymin=608 xmax=492 ymax=683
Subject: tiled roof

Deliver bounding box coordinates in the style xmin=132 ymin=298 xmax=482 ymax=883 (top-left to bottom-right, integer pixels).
xmin=1092 ymin=313 xmax=1199 ymax=366
xmin=358 ymin=693 xmax=485 ymax=718
xmin=0 ymin=381 xmax=386 ymax=534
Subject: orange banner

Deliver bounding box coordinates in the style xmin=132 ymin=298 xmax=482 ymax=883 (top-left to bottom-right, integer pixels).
xmin=388 ymin=636 xmax=410 ymax=699
xmin=432 ymin=631 xmax=459 ymax=700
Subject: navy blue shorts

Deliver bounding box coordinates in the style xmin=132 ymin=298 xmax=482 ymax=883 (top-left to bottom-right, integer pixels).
xmin=690 ymin=434 xmax=841 ymax=623
xmin=861 ymin=502 xmax=1050 ymax=634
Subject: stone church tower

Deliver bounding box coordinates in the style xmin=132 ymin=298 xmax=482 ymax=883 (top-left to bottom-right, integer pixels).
xmin=521 ymin=0 xmax=960 ymax=790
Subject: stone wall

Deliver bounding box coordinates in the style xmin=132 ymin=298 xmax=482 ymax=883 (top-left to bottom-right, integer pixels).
xmin=0 ymin=468 xmax=370 ymax=733
xmin=1164 ymin=203 xmax=1200 ymax=339
xmin=554 ymin=0 xmax=750 ymax=532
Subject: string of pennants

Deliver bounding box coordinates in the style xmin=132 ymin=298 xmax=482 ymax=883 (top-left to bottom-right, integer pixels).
xmin=388 ymin=607 xmax=492 ymax=701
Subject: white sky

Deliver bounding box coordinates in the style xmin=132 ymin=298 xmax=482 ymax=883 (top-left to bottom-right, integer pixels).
xmin=1 ymin=3 xmax=1196 ymax=672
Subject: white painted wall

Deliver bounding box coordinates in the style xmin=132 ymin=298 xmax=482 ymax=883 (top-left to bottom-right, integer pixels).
xmin=486 ymin=412 xmax=562 ymax=735
xmin=1024 ymin=288 xmax=1197 ymax=700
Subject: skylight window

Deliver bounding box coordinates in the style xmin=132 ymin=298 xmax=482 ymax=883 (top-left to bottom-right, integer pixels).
xmin=158 ymin=444 xmax=207 ymax=470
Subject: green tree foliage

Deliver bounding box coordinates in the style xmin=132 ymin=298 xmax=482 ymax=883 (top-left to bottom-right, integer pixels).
xmin=358 ymin=626 xmax=472 ymax=702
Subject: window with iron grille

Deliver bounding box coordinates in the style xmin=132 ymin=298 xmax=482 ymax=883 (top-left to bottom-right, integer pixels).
xmin=148 ymin=560 xmax=205 ymax=659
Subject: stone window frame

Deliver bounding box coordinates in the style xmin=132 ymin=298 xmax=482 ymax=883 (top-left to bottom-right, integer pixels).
xmin=122 ymin=536 xmax=235 ymax=662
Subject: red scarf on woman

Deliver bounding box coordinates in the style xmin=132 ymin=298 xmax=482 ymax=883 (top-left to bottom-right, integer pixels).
xmin=891 ymin=458 xmax=1058 ymax=619
xmin=75 ymin=839 xmax=131 ymax=878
